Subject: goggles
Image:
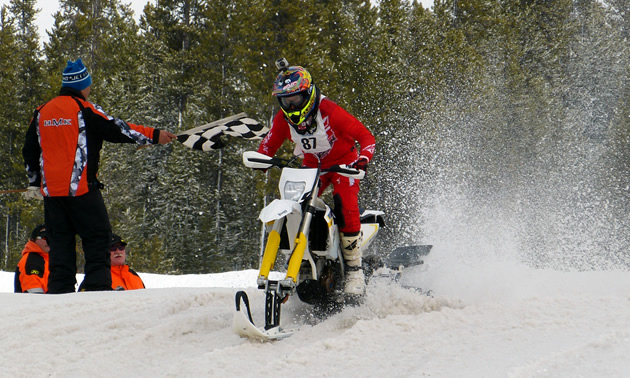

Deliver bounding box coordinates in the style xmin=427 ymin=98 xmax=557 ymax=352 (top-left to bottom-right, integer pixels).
xmin=279 ymin=87 xmax=317 ymax=126
xmin=280 ymin=93 xmax=307 ymax=110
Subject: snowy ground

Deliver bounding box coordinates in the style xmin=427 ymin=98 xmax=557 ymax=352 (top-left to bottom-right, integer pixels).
xmin=2 ymin=249 xmax=629 ymax=378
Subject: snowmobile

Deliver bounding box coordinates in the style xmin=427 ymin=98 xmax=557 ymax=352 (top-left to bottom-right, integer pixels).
xmin=233 ymin=151 xmax=431 ymax=341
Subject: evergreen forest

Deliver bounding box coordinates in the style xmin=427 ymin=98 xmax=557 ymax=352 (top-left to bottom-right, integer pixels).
xmin=1 ymin=0 xmax=629 ymax=274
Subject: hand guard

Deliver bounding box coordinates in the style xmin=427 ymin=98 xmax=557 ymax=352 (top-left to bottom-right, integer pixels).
xmin=350 ymin=156 xmax=369 ymax=172
xmin=22 ymin=186 xmax=43 ymax=201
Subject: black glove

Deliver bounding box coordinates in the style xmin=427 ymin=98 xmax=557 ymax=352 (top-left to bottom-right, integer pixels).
xmin=350 ymin=156 xmax=369 ymax=172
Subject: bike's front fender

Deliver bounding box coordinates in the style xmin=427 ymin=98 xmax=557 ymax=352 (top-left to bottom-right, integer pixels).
xmin=259 ymin=199 xmax=302 ymax=223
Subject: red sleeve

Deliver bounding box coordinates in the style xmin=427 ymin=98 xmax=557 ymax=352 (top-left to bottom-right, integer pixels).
xmin=326 ymin=100 xmax=375 ymax=161
xmin=127 ymin=122 xmax=160 ymax=144
xmin=343 ymin=110 xmax=375 ymax=161
xmin=257 ymin=111 xmax=290 ymax=157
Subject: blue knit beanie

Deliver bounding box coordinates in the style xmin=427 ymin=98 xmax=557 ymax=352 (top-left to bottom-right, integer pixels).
xmin=62 ymin=59 xmax=92 ymax=91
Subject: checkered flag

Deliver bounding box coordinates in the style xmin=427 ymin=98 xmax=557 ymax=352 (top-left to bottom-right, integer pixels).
xmin=177 ymin=113 xmax=268 ymax=151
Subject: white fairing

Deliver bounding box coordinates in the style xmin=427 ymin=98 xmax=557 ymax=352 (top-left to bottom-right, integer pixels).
xmin=279 ymin=168 xmax=318 ymax=201
xmin=259 ymin=199 xmax=302 ymax=255
xmin=259 ymin=199 xmax=302 ymax=223
xmin=360 ymin=210 xmax=384 ymax=252
xmin=360 ymin=223 xmax=379 ymax=252
xmin=310 ymin=205 xmax=339 ymax=260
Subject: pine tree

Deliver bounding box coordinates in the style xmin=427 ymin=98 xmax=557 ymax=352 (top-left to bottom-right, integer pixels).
xmin=0 ymin=0 xmax=46 ymax=271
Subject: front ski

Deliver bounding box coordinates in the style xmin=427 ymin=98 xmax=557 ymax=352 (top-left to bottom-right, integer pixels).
xmin=232 ymin=291 xmax=293 ymax=342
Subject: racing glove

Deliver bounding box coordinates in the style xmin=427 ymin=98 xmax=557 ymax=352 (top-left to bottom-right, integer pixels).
xmin=350 ymin=156 xmax=369 ymax=172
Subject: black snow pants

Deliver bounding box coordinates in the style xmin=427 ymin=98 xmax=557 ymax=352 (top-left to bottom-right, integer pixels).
xmin=44 ymin=188 xmax=112 ymax=293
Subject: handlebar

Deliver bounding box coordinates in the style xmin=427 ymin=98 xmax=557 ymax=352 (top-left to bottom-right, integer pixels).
xmin=243 ymin=151 xmax=365 ymax=179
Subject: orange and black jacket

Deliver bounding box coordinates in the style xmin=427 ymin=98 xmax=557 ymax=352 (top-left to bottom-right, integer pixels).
xmin=14 ymin=241 xmax=49 ymax=293
xmin=111 ymin=265 xmax=145 ymax=290
xmin=22 ymin=87 xmax=162 ymax=196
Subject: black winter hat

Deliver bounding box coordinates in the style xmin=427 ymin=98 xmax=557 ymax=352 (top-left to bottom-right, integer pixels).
xmin=30 ymin=224 xmax=47 ymax=240
xmin=111 ymin=234 xmax=127 ymax=247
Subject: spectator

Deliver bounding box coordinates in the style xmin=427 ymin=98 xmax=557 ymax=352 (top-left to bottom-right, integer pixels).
xmin=15 ymin=224 xmax=50 ymax=293
xmin=22 ymin=58 xmax=176 ymax=293
xmin=110 ymin=234 xmax=145 ymax=291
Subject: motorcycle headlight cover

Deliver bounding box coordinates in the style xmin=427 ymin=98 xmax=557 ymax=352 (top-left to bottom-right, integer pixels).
xmin=284 ymin=181 xmax=307 ymax=201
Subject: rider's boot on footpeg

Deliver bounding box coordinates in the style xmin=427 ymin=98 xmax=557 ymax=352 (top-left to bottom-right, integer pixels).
xmin=341 ymin=232 xmax=365 ymax=296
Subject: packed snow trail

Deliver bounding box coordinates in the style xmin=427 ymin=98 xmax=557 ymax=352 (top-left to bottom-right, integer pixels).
xmin=2 ymin=265 xmax=630 ymax=377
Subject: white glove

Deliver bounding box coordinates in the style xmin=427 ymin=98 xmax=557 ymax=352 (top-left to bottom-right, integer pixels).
xmin=22 ymin=186 xmax=43 ymax=200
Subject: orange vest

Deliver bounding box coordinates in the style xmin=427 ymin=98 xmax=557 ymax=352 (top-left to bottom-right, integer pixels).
xmin=111 ymin=265 xmax=145 ymax=290
xmin=37 ymin=95 xmax=91 ymax=196
xmin=35 ymin=94 xmax=156 ymax=197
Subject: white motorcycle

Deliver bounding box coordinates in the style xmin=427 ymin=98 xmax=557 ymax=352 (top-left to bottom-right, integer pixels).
xmin=233 ymin=151 xmax=431 ymax=341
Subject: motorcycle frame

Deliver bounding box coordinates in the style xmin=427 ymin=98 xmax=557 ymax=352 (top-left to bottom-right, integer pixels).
xmin=257 ymin=165 xmax=338 ymax=291
xmin=257 ymin=163 xmax=351 ymax=330
xmin=242 ymin=151 xmax=372 ymax=331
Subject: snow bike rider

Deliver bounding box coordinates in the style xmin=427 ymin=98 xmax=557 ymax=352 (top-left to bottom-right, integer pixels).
xmin=257 ymin=58 xmax=376 ymax=296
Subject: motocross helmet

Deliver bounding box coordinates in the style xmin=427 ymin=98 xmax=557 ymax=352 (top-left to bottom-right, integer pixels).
xmin=272 ymin=65 xmax=320 ymax=135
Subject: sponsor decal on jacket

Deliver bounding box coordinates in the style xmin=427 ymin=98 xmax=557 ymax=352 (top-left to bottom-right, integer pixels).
xmin=43 ymin=118 xmax=73 ymax=127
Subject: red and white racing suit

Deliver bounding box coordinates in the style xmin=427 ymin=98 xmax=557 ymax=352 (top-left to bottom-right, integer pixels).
xmin=258 ymin=95 xmax=375 ymax=234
